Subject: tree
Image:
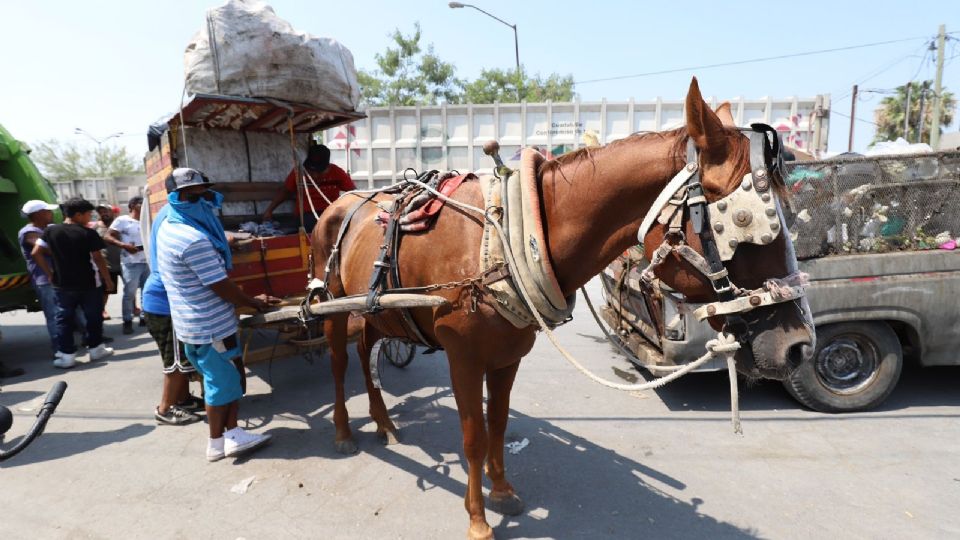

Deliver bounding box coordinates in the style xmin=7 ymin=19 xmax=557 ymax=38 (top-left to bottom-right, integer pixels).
xmin=873 ymin=80 xmax=955 ymax=145
xmin=358 ymin=24 xmax=576 ymax=106
xmin=358 ymin=23 xmax=463 ymax=106
xmin=31 ymin=139 xmax=142 ymax=181
xmin=462 ymin=67 xmax=576 ymax=103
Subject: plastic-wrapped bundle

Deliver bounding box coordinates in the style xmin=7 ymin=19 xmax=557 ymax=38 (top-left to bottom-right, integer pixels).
xmin=184 ymin=0 xmax=361 ymax=112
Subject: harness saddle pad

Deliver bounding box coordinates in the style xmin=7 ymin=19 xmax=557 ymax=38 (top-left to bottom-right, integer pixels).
xmin=480 ymin=148 xmax=576 ymax=329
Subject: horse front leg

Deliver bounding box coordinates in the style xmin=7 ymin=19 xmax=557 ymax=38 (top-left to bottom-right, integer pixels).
xmin=484 ymin=361 xmax=524 ymax=516
xmin=324 ymin=313 xmax=357 ymax=454
xmin=447 ymin=351 xmax=494 ymax=540
xmin=357 ymin=321 xmax=400 ymax=445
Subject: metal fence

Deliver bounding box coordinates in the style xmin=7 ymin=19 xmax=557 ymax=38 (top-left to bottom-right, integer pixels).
xmin=784 ymin=152 xmax=960 ymax=260
xmin=323 ymin=96 xmax=830 ymax=188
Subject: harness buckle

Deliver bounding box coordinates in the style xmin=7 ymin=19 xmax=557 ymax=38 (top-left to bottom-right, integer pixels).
xmin=712 ymin=277 xmax=734 ymax=294
xmin=664 ymin=230 xmax=685 ymax=245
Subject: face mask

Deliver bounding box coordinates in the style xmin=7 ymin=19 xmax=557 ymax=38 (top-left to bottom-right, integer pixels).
xmin=179 ymin=190 xmax=223 ymax=209
xmin=200 ymin=190 xmax=224 ymax=210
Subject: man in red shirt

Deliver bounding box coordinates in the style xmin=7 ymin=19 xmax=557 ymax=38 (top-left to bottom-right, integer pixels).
xmin=262 ymin=144 xmax=356 ymax=233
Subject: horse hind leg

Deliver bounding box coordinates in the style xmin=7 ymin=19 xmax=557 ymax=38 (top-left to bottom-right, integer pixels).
xmin=484 ymin=361 xmax=525 ymax=516
xmin=324 ymin=312 xmax=358 ymax=455
xmin=357 ymin=321 xmax=400 ymax=445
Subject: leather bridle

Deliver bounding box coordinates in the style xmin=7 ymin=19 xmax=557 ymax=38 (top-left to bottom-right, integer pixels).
xmin=637 ymin=124 xmax=807 ymax=341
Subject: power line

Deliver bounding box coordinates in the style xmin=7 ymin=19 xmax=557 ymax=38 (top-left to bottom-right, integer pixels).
xmin=829 ymin=41 xmax=930 ymax=103
xmin=574 ymin=35 xmax=931 ymax=85
xmin=909 ymin=46 xmax=933 ymax=82
xmin=832 ymin=109 xmax=879 ymax=127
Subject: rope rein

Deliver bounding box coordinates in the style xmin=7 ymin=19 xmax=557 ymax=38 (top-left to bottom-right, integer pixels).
xmin=323 ymin=173 xmax=745 ymax=432
xmin=400 ymin=177 xmax=744 ymax=431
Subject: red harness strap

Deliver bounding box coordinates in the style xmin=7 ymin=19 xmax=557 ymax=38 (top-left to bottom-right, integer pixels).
xmin=378 ymin=173 xmax=475 ymax=231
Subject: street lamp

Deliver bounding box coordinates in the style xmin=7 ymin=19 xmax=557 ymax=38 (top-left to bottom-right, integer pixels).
xmin=449 ymin=2 xmax=521 ymax=102
xmin=74 ymin=127 xmax=123 ymax=147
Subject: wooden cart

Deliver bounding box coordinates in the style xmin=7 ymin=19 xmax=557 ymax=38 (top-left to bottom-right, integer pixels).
xmin=143 ymin=93 xmax=416 ymax=366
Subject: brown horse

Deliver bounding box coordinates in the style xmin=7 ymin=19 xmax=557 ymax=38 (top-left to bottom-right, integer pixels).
xmin=311 ymin=78 xmax=815 ymax=539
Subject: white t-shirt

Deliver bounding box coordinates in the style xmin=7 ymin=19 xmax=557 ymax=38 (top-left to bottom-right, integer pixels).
xmin=109 ymin=214 xmax=147 ymax=264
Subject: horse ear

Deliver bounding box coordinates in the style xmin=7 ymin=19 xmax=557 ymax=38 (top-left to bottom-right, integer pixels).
xmin=715 ymin=101 xmax=736 ymax=127
xmin=685 ymin=77 xmax=727 ymax=157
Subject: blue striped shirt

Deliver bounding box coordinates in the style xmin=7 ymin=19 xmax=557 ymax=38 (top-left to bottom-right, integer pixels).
xmin=156 ymin=221 xmax=236 ymax=344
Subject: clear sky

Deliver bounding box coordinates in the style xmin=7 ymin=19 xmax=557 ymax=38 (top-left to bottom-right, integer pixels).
xmin=2 ymin=0 xmax=957 ymax=159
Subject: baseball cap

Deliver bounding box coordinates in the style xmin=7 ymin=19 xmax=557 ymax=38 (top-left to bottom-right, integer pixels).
xmin=164 ymin=167 xmax=214 ymax=193
xmin=305 ymin=144 xmax=330 ymax=169
xmin=21 ymin=200 xmax=58 ymax=216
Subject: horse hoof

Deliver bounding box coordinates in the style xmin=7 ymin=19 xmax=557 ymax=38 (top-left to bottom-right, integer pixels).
xmin=334 ymin=438 xmax=359 ymax=455
xmin=378 ymin=429 xmax=401 ymax=446
xmin=488 ymin=491 xmax=525 ymax=516
xmin=467 ymin=522 xmax=494 ymax=540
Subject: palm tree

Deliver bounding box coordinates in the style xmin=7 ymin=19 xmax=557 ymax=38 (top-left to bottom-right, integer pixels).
xmin=873 ymin=80 xmax=955 ymax=145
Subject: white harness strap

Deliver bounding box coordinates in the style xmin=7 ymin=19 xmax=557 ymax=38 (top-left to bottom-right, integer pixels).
xmin=637 ymin=162 xmax=699 ymax=243
xmin=692 ymin=285 xmax=806 ymax=321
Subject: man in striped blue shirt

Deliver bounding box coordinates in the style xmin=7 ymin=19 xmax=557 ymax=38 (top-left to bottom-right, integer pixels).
xmin=157 ymin=168 xmax=278 ymax=462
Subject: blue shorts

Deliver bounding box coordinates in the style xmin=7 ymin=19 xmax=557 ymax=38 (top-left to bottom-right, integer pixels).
xmin=183 ymin=336 xmax=243 ymax=407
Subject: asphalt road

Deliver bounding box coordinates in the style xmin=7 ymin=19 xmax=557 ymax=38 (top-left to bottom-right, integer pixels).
xmin=0 ymin=282 xmax=957 ymax=539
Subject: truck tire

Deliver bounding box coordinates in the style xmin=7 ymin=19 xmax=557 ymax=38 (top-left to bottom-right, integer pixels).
xmin=784 ymin=322 xmax=902 ymax=413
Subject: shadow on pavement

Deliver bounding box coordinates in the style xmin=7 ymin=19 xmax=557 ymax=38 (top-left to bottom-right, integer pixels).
xmin=271 ymin=352 xmax=760 ymax=539
xmin=0 ymin=390 xmax=44 ymax=409
xmin=646 ymin=363 xmax=960 ymax=414
xmin=0 ymin=423 xmax=154 ymax=468
xmin=366 ymin=386 xmax=757 ymax=539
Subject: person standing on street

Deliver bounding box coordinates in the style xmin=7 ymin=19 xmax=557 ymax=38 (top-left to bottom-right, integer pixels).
xmin=143 ymin=203 xmax=203 ymax=426
xmin=106 ymin=196 xmax=149 ymax=334
xmin=157 ymin=168 xmax=277 ymax=460
xmin=95 ymin=204 xmax=122 ymax=320
xmin=15 ymin=200 xmax=61 ymax=373
xmin=32 ymin=197 xmax=115 ymax=368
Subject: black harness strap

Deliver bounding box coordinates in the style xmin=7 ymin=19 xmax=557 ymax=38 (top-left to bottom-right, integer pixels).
xmin=365 ymin=200 xmax=402 ymax=313
xmin=388 ymin=222 xmax=438 ymax=350
xmin=684 ymin=139 xmax=747 ymax=338
xmin=684 ymin=140 xmax=735 ymax=301
xmin=323 ymin=193 xmax=377 ymax=286
xmin=364 ymin=172 xmax=441 ymax=348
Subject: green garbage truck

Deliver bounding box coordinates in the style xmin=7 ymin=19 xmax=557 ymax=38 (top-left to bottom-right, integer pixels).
xmin=0 ymin=123 xmax=60 ymax=314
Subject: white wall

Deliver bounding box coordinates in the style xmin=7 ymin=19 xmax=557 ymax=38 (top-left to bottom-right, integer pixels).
xmin=322 ymin=97 xmax=830 ymax=188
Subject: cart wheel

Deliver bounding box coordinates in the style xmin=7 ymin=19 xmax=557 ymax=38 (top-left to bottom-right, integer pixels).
xmin=381 ymin=339 xmax=416 ymax=368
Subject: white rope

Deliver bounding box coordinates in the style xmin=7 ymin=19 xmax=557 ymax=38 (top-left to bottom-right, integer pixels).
xmin=583 ymin=279 xmax=741 ymax=429
xmin=726 ymin=353 xmax=743 ymax=434
xmin=327 ymin=173 xmax=744 ymax=428
xmin=301 ymin=168 xmax=329 ymax=220
xmin=581 ymin=283 xmax=688 ymax=372
xmin=178 ymin=82 xmax=190 ymax=167
xmin=402 ymin=177 xmax=743 ymax=391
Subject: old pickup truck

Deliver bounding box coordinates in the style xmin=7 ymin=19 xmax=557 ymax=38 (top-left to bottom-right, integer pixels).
xmin=601 ymin=150 xmax=960 ymax=412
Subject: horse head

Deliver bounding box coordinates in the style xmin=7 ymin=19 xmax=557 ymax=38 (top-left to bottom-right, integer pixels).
xmin=642 ymin=78 xmax=815 ymax=380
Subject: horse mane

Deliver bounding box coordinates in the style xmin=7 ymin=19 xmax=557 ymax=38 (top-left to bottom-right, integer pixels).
xmin=537 ymin=127 xmax=688 ymax=176
xmin=537 ymin=126 xmax=787 ymax=200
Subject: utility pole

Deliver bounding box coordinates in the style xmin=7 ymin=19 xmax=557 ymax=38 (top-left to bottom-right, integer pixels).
xmin=848 ymin=84 xmax=858 ymax=152
xmin=929 ymin=24 xmax=946 ymax=150
xmin=917 ymin=82 xmax=928 ymax=144
xmin=903 ymin=82 xmax=911 ymax=140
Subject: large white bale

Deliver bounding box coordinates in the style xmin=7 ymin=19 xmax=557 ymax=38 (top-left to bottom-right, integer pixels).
xmin=184 ymin=0 xmax=361 ymax=112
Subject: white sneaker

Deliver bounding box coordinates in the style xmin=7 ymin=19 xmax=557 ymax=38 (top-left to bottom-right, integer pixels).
xmin=224 ymin=428 xmax=272 ymax=458
xmin=53 ymin=353 xmax=76 ymax=369
xmin=207 ymin=437 xmax=226 ymax=462
xmin=89 ymin=343 xmax=114 ymax=361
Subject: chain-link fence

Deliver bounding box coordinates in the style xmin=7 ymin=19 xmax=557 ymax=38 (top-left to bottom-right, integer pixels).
xmin=783 ymin=151 xmax=960 ymax=260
